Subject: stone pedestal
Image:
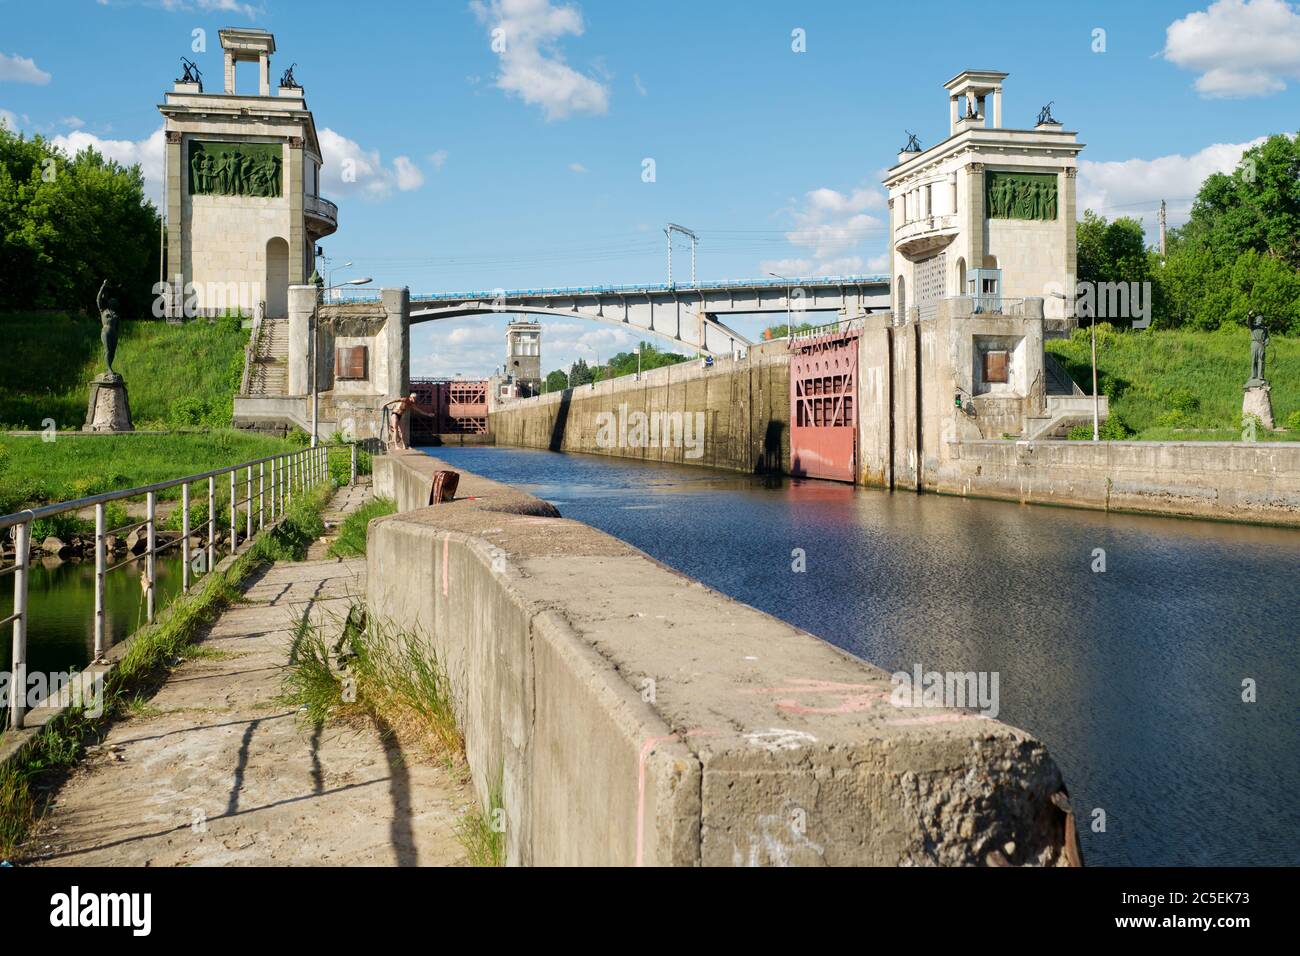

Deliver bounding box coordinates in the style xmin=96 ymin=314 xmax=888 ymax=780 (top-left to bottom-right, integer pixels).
xmin=83 ymin=373 xmax=134 ymax=432
xmin=1242 ymin=382 xmax=1274 ymax=430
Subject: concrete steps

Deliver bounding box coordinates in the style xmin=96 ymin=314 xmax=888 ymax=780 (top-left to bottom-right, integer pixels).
xmin=245 ymin=320 xmax=290 ymax=398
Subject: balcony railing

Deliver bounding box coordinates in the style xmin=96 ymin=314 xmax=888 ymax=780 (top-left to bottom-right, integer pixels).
xmin=305 ymin=194 xmax=338 ymax=224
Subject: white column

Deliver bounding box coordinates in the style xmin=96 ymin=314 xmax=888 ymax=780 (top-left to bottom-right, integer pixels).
xmin=993 ymin=88 xmax=1002 ymax=129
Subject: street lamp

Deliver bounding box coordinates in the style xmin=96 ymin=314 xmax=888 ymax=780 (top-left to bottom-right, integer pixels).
xmin=311 ymin=277 xmax=373 ymax=447
xmin=326 ymin=260 xmax=353 ymax=303
xmin=769 ymin=272 xmax=793 ymax=334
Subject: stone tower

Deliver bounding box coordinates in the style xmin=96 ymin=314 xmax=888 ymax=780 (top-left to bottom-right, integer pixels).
xmin=882 ymin=70 xmax=1083 ymax=329
xmin=505 ymin=319 xmax=542 ymax=396
xmin=159 ymin=28 xmax=337 ymax=319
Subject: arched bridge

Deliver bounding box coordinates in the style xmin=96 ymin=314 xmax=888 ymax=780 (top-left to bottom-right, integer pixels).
xmin=343 ymin=276 xmax=890 ymax=358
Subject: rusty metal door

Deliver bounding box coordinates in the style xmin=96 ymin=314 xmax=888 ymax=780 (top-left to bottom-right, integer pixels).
xmin=790 ymin=328 xmax=858 ymax=482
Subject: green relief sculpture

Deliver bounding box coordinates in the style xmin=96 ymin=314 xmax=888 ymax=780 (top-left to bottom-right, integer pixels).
xmin=986 ymin=172 xmax=1058 ymax=221
xmin=189 ymin=141 xmax=282 ymax=198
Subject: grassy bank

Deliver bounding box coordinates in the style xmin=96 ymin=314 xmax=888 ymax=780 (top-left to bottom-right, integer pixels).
xmin=0 ymin=479 xmax=335 ymax=860
xmin=0 ymin=312 xmax=249 ymax=431
xmin=1047 ymin=325 xmax=1300 ymax=439
xmin=0 ymin=430 xmax=296 ymax=515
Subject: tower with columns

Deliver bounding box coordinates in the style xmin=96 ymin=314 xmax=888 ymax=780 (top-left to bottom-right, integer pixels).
xmin=159 ymin=28 xmax=337 ymax=319
xmin=883 ymin=70 xmax=1083 ymax=327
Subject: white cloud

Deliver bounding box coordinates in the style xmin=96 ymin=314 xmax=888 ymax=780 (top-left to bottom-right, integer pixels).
xmin=161 ymin=0 xmax=264 ymax=18
xmin=761 ymin=183 xmax=888 ymax=277
xmin=0 ymin=108 xmax=18 ymax=131
xmin=393 ymin=155 xmax=424 ymax=191
xmin=49 ymin=126 xmax=167 ymax=199
xmin=1078 ymin=137 xmax=1267 ymax=237
xmin=633 ymin=73 xmax=647 ymax=96
xmin=319 ymin=128 xmax=425 ymax=200
xmin=0 ymin=52 xmax=51 ymax=85
xmin=471 ymin=0 xmax=610 ymax=120
xmin=428 ymin=149 xmax=449 ymax=170
xmin=1163 ymin=0 xmax=1300 ymax=97
xmin=568 ymin=161 xmax=587 ymax=174
xmin=61 ymin=116 xmax=85 ymax=130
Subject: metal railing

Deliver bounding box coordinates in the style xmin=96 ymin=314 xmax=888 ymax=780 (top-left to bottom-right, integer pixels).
xmin=1 ymin=444 xmax=337 ymax=730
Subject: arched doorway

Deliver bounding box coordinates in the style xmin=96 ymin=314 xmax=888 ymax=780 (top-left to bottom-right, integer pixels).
xmin=265 ymin=237 xmax=289 ymax=317
xmin=956 ymin=257 xmax=967 ymax=297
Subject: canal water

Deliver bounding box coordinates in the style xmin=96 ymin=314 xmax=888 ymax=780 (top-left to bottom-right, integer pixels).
xmin=1 ymin=553 xmax=187 ymax=679
xmin=425 ymin=444 xmax=1300 ymax=867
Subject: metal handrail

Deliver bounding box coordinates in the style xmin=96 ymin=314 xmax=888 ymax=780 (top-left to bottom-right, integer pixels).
xmin=1 ymin=443 xmax=352 ymax=730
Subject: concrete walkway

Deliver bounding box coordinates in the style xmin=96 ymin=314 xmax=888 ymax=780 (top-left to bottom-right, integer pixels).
xmin=25 ymin=482 xmax=468 ymax=867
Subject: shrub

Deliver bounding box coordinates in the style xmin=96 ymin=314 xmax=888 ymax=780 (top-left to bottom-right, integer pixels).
xmin=1286 ymin=409 xmax=1300 ymax=432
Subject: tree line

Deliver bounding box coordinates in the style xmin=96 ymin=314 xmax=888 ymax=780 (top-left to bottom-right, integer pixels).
xmin=1080 ymin=132 xmax=1300 ymax=334
xmin=543 ymin=342 xmax=690 ymax=391
xmin=0 ymin=125 xmax=159 ymax=316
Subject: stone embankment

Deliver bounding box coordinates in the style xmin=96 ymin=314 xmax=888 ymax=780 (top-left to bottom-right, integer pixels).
xmin=370 ymin=451 xmax=1082 ymax=866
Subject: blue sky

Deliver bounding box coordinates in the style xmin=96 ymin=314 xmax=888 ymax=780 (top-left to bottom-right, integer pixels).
xmin=3 ymin=0 xmax=1299 ymax=376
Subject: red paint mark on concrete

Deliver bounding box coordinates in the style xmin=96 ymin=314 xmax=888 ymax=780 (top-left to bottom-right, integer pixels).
xmin=441 ymin=533 xmax=449 ymax=597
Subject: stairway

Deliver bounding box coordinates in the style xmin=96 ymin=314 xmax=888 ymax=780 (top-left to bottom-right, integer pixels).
xmin=245 ymin=319 xmax=289 ymax=397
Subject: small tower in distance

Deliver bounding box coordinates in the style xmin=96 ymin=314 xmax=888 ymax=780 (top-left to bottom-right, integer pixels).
xmin=505 ymin=319 xmax=542 ymax=396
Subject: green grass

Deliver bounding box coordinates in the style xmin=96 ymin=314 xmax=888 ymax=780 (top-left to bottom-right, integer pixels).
xmin=0 ymin=430 xmax=297 ymax=515
xmin=328 ymin=497 xmax=396 ymax=558
xmin=0 ymin=477 xmax=335 ymax=858
xmin=455 ymin=771 xmax=506 ymax=868
xmin=0 ymin=311 xmax=250 ymax=431
xmin=1047 ymin=325 xmax=1300 ymax=440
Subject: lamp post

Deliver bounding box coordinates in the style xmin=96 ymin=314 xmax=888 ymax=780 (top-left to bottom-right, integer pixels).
xmin=311 ymin=276 xmax=373 ymax=447
xmin=326 ymin=259 xmax=353 ymax=304
xmin=769 ymin=272 xmax=793 ymax=334
xmin=635 ymin=343 xmax=641 ymax=381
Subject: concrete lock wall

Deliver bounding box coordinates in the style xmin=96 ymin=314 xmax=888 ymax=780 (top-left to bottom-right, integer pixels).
xmin=489 ymin=344 xmax=791 ymax=474
xmin=938 ymin=439 xmax=1300 ymax=525
xmin=369 ymin=452 xmax=1079 ymax=866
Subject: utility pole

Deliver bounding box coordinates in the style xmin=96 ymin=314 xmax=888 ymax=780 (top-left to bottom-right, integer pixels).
xmin=1158 ymin=200 xmax=1167 ymax=258
xmin=665 ymin=223 xmax=698 ymax=287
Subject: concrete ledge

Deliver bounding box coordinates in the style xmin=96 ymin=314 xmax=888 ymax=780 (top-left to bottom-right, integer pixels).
xmin=939 ymin=439 xmax=1300 ymax=526
xmin=367 ymin=452 xmax=1079 ymax=866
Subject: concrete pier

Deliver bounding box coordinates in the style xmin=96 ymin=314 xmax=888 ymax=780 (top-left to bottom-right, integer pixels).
xmin=369 ymin=451 xmax=1081 ymax=866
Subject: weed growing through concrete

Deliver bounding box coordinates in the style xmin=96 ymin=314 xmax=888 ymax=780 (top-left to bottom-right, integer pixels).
xmin=455 ymin=771 xmax=505 ymax=868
